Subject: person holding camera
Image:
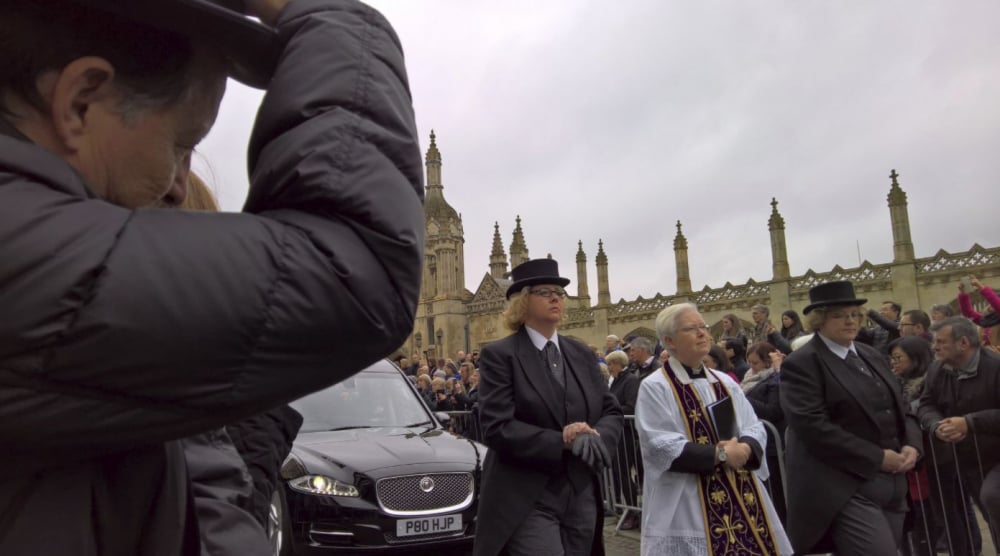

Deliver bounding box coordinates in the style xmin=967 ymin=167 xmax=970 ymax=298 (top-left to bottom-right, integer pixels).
xmin=958 ymin=275 xmax=1000 ymax=348
xmin=434 ymin=388 xmax=455 ymax=411
xmin=0 ymin=0 xmax=423 ymax=553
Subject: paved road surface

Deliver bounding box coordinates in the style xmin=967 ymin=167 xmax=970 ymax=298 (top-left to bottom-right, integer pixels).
xmin=603 ymin=517 xmax=640 ymax=556
xmin=599 ymin=513 xmax=996 ymax=555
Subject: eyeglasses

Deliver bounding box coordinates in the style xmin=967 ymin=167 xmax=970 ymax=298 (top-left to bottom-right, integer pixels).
xmin=826 ymin=311 xmax=863 ymax=321
xmin=890 ymin=355 xmax=906 ymax=362
xmin=529 ymin=288 xmax=567 ymax=299
xmin=678 ymin=324 xmax=711 ymax=335
xmin=899 ymin=322 xmax=915 ymax=328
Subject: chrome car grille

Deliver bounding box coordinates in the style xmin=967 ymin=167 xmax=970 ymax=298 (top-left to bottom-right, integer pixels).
xmin=375 ymin=472 xmax=474 ymax=516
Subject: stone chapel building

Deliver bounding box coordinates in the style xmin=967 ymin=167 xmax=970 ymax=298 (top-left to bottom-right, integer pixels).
xmin=406 ymin=132 xmax=1000 ymax=361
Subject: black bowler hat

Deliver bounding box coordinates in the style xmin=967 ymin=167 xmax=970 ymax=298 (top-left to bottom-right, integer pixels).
xmin=803 ymin=280 xmax=868 ymax=315
xmin=506 ymin=259 xmax=570 ymax=299
xmin=67 ymin=0 xmax=279 ymax=88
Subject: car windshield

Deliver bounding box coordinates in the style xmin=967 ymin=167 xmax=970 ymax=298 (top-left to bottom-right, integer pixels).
xmin=291 ymin=370 xmax=432 ymax=433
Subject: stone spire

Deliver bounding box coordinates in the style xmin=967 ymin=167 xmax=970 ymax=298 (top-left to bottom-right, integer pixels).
xmin=509 ymin=215 xmax=529 ymax=268
xmin=887 ymin=169 xmax=915 ymax=262
xmin=421 ymin=130 xmax=464 ymax=297
xmin=673 ymin=221 xmax=692 ymax=294
xmin=425 ymin=129 xmax=442 ymax=187
xmin=768 ymin=197 xmax=790 ymax=280
xmin=596 ymin=239 xmax=611 ymax=306
xmin=423 ymin=130 xmax=459 ymax=224
xmin=489 ymin=222 xmax=508 ymax=279
xmin=575 ymin=240 xmax=590 ymax=300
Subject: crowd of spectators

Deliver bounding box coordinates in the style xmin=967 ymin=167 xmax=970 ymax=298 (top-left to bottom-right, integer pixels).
xmin=400 ymin=350 xmax=481 ymax=413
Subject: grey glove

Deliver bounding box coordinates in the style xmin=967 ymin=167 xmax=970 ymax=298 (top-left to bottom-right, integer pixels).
xmin=570 ymin=433 xmax=591 ymax=461
xmin=593 ymin=434 xmax=612 ymax=470
xmin=571 ymin=434 xmax=608 ymax=473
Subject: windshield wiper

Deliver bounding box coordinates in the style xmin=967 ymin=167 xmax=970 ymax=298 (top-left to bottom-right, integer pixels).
xmin=327 ymin=425 xmax=377 ymax=431
xmin=402 ymin=420 xmax=432 ymax=428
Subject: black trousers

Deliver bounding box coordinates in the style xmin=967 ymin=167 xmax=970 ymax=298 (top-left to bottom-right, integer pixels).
xmin=504 ymin=477 xmax=597 ymax=556
xmin=830 ymin=473 xmax=908 ymax=556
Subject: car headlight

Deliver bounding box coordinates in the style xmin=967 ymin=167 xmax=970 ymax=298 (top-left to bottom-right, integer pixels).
xmin=288 ymin=475 xmax=360 ymax=497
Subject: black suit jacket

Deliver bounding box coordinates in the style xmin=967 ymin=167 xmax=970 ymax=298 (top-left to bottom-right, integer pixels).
xmin=472 ymin=327 xmax=623 ymax=556
xmin=609 ymin=371 xmax=640 ymax=415
xmin=635 ymin=358 xmax=662 ymax=382
xmin=780 ymin=334 xmax=921 ymax=553
xmin=917 ymin=348 xmax=1000 ymax=470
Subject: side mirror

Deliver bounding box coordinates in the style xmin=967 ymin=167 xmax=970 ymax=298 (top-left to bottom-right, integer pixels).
xmin=435 ymin=412 xmax=451 ymax=425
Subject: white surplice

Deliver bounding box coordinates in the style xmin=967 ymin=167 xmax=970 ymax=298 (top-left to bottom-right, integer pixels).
xmin=635 ymin=359 xmax=793 ymax=555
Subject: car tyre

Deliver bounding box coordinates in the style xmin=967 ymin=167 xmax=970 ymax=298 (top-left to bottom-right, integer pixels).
xmin=268 ymin=487 xmax=293 ymax=556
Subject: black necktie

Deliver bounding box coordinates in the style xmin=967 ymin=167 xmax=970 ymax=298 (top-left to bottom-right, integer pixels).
xmin=846 ymin=350 xmax=874 ymax=379
xmin=543 ymin=341 xmax=565 ymax=388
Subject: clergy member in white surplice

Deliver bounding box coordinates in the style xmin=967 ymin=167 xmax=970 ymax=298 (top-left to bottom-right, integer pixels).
xmin=636 ymin=303 xmax=792 ymax=556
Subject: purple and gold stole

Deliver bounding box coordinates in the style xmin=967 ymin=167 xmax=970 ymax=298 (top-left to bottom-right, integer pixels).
xmin=662 ymin=366 xmax=779 ymax=556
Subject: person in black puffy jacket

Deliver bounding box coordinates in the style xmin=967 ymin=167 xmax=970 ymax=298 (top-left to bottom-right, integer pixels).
xmin=0 ymin=1 xmax=424 ymax=554
xmin=226 ymin=406 xmax=304 ymax=528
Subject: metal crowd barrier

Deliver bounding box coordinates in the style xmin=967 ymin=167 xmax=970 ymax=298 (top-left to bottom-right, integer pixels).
xmin=900 ymin=429 xmax=997 ymax=556
xmin=441 ymin=410 xmax=483 ymax=443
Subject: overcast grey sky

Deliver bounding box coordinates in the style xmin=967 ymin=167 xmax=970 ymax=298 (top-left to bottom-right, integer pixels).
xmin=196 ymin=1 xmax=1000 ymax=303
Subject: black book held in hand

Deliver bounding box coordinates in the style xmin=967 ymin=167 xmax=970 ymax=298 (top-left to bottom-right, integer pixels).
xmin=707 ymin=395 xmax=737 ymax=440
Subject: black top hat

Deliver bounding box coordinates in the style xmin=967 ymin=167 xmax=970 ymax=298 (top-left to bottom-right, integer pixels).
xmin=505 ymin=259 xmax=570 ymax=299
xmin=803 ymin=280 xmax=868 ymax=315
xmin=67 ymin=0 xmax=279 ymax=88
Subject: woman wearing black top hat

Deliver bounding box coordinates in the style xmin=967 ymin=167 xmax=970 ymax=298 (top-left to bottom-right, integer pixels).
xmin=779 ymin=281 xmax=923 ymax=556
xmin=473 ymin=259 xmax=623 ymax=556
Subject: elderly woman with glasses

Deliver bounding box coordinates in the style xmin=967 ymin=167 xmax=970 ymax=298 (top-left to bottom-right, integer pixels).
xmin=635 ymin=303 xmax=791 ymax=555
xmin=780 ymin=281 xmax=923 ymax=556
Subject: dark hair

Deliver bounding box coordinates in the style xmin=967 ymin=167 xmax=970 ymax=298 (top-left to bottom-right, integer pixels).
xmin=748 ymin=342 xmax=777 ymax=366
xmin=706 ymin=344 xmax=733 ymax=372
xmin=903 ymin=309 xmax=931 ymax=331
xmin=888 ymin=336 xmax=934 ymax=378
xmin=724 ymin=337 xmax=747 ymax=363
xmin=1 ymin=0 xmax=197 ymax=117
xmin=721 ymin=313 xmax=744 ymax=334
xmin=780 ymin=310 xmax=804 ymax=340
xmin=882 ymin=301 xmax=902 ymax=317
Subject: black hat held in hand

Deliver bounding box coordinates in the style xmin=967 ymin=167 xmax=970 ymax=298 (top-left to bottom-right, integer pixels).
xmin=66 ymin=0 xmax=280 ymax=88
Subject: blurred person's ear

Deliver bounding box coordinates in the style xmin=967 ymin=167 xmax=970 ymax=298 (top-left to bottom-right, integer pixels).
xmin=49 ymin=57 xmax=116 ymax=155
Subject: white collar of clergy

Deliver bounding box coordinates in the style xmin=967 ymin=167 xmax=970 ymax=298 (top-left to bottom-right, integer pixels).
xmin=667 ymin=357 xmax=717 ymax=385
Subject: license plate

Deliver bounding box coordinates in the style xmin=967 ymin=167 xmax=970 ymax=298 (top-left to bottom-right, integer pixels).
xmin=396 ymin=514 xmax=462 ymax=537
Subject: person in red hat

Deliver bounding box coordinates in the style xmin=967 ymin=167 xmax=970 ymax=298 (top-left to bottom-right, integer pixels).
xmin=474 ymin=259 xmax=623 ymax=556
xmin=780 ymin=281 xmax=922 ymax=555
xmin=0 ymin=0 xmax=424 ymax=554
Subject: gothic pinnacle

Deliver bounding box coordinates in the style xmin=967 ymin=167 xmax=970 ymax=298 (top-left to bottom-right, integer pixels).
xmin=490 ymin=221 xmax=504 ymax=256
xmin=768 ymin=197 xmax=785 ymax=230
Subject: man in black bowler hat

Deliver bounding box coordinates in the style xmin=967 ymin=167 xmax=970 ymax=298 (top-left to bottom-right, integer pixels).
xmin=780 ymin=281 xmax=922 ymax=555
xmin=474 ymin=259 xmax=623 ymax=556
xmin=0 ymin=0 xmax=423 ymax=553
